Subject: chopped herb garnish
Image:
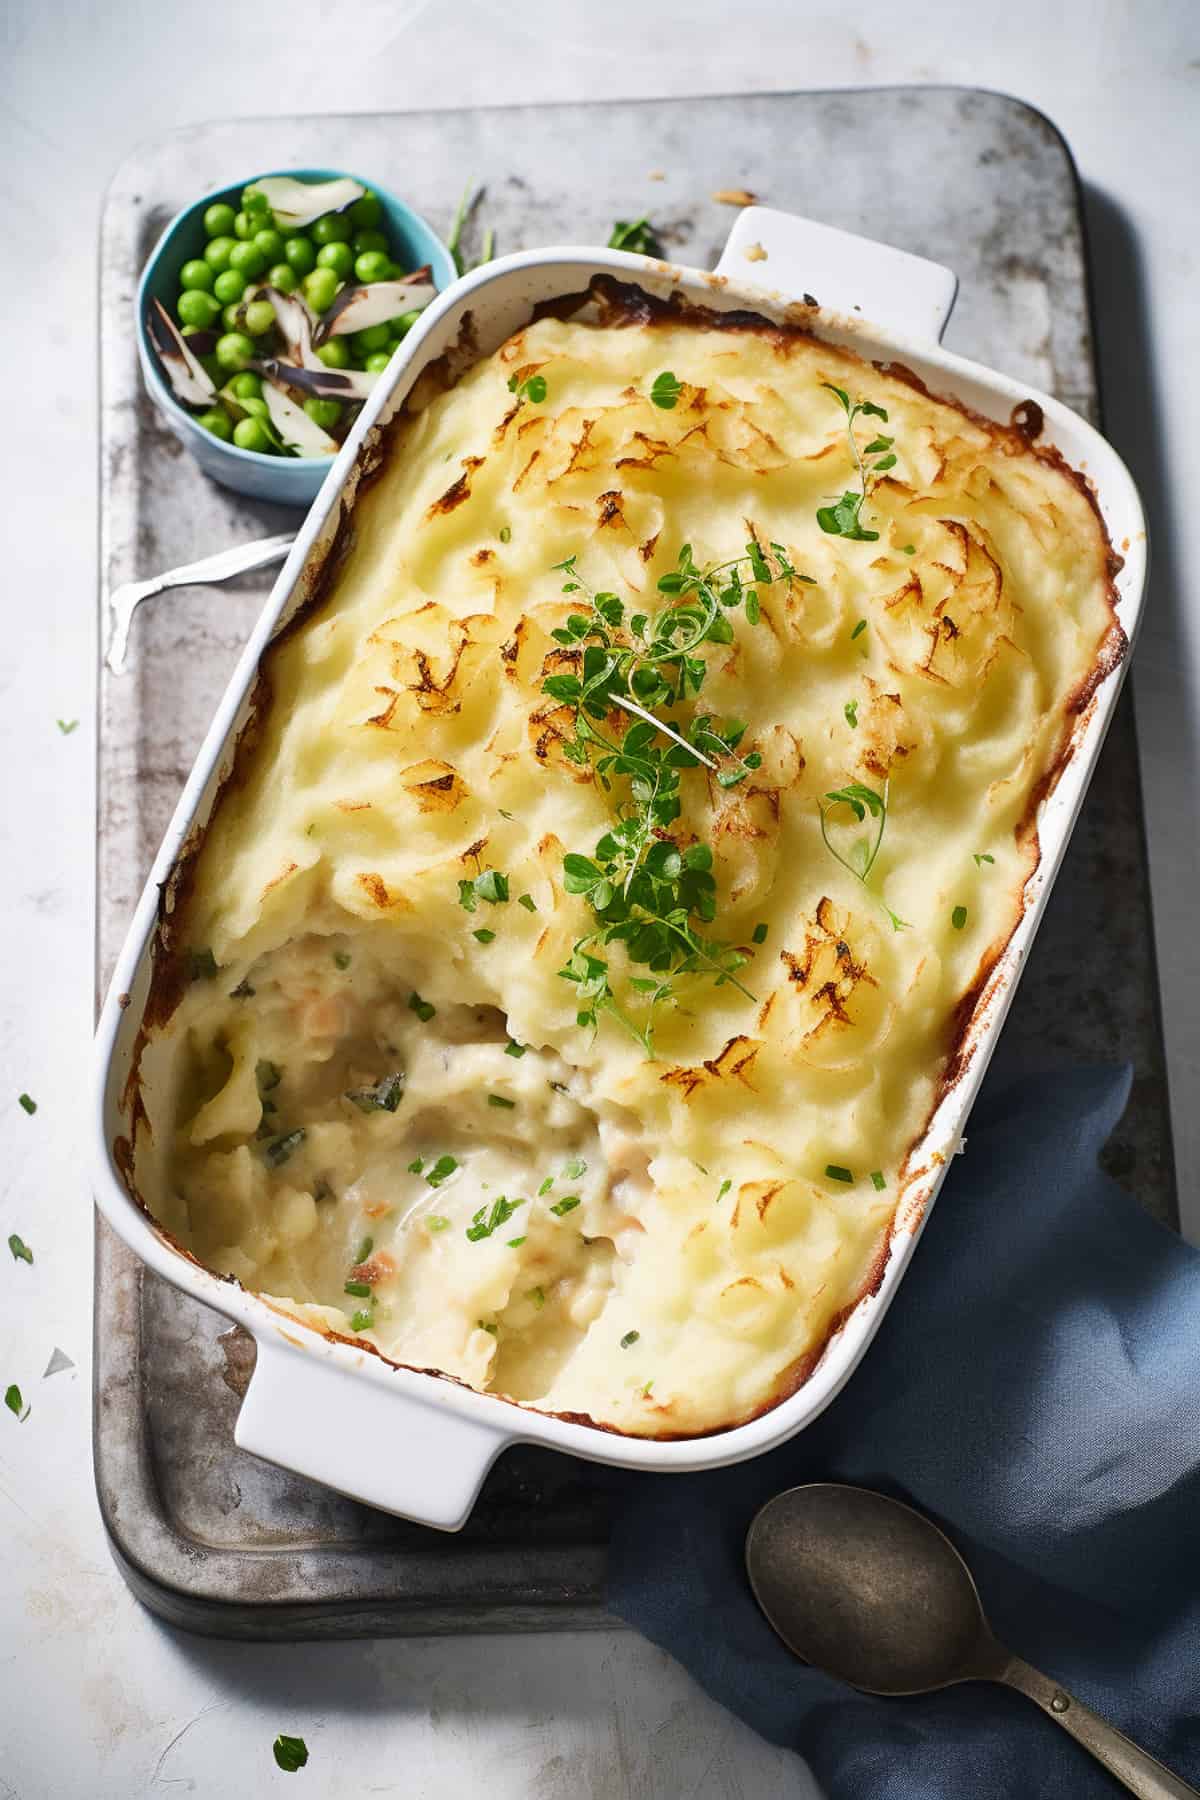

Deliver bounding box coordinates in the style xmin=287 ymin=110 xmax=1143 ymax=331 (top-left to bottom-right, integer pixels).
xmin=407 ymin=1156 xmax=426 ymax=1175
xmin=871 ymin=1171 xmax=887 ymax=1191
xmin=265 ymin=1129 xmax=305 ymax=1167
xmin=901 ymin=544 xmax=916 ymax=555
xmin=974 ymin=852 xmax=995 ymax=867
xmin=426 ymin=1155 xmax=458 ymax=1188
xmin=952 ymin=905 xmax=968 ymax=930
xmin=844 ymin=699 xmax=859 ymax=729
xmin=751 ymin=922 xmax=768 ymax=946
xmin=344 ymin=1280 xmax=372 ymax=1299
xmin=507 ymin=372 xmax=547 ymax=405
xmin=273 ymin=1735 xmax=308 ymax=1773
xmin=350 ymin=1310 xmax=373 ymax=1332
xmin=8 ymin=1234 xmax=32 ymax=1264
xmin=650 ymin=370 xmax=683 ymax=410
xmin=57 ymin=718 xmax=78 ymax=735
xmin=18 ymin=1093 xmax=36 ymax=1116
xmin=408 ymin=991 xmax=436 ymax=1023
xmin=498 ymin=526 xmax=512 ymax=544
xmin=473 ymin=927 xmax=497 ymax=943
xmin=716 ymin=1178 xmax=732 ymax=1202
xmin=4 ymin=1384 xmax=28 ymax=1422
xmin=517 ymin=893 xmax=537 ymax=912
xmin=425 ymin=1215 xmax=450 ymax=1232
xmin=825 ymin=1164 xmax=854 ymax=1184
xmin=333 ymin=949 xmax=352 ymax=969
xmin=505 ymin=1040 xmax=527 ymax=1058
xmin=256 ymin=1060 xmax=282 ymax=1094
xmin=346 ymin=1071 xmax=404 ymax=1114
xmin=506 ymin=1236 xmax=526 ymax=1247
xmin=476 ymin=869 xmax=509 ymax=904
xmin=352 ymin=1236 xmax=374 ymax=1266
xmin=488 ymin=1093 xmax=515 ymax=1109
xmin=528 ymin=1286 xmax=545 ymax=1309
xmin=640 ymin=1379 xmax=654 ymax=1398
xmin=620 ymin=1330 xmax=640 ymax=1349
xmin=537 ymin=1176 xmax=555 ymax=1197
xmin=188 ymin=947 xmax=218 ymax=982
xmin=550 ymin=1195 xmax=581 ymax=1217
xmin=819 ymin=780 xmax=909 ymax=931
xmin=851 ymin=618 xmax=867 ymax=641
xmin=816 ymin=384 xmax=897 ymax=541
xmin=466 ymin=1194 xmax=525 ymax=1241
xmin=563 ymin=1156 xmax=587 ymax=1180
xmin=478 ymin=1319 xmax=498 ymax=1335
xmin=608 ymin=217 xmax=661 ymax=256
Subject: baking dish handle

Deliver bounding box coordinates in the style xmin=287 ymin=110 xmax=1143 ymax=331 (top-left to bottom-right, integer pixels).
xmin=235 ymin=1336 xmax=510 ymax=1531
xmin=715 ymin=206 xmax=958 ymax=346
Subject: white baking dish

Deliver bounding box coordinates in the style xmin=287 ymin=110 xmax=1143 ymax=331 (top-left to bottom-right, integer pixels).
xmin=92 ymin=208 xmax=1147 ymax=1531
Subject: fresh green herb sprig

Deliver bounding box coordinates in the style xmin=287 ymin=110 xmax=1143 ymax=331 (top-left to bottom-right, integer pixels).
xmin=816 ymin=384 xmax=897 ymax=542
xmin=508 ymin=372 xmax=547 ymax=405
xmin=18 ymin=1093 xmax=36 ymax=1116
xmin=544 ymin=541 xmax=807 ymax=1051
xmin=819 ymin=780 xmax=909 ymax=932
xmin=650 ymin=370 xmax=682 ymax=410
xmin=609 ymin=217 xmax=661 ymax=256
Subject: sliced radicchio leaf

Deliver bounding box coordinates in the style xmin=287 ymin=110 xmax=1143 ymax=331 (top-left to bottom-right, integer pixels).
xmin=253 ymin=357 xmax=378 ymax=402
xmin=251 ymin=286 xmax=323 ymax=368
xmin=262 ymin=379 xmax=339 ymax=456
xmin=313 ymin=268 xmax=436 ymax=344
xmin=248 ymin=174 xmax=365 ymax=229
xmin=147 ymin=298 xmax=217 ymax=406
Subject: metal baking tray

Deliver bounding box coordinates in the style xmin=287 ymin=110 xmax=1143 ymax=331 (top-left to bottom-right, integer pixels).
xmin=95 ymin=87 xmax=1176 ymax=1638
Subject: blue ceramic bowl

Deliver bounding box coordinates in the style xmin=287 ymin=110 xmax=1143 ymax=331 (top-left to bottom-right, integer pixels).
xmin=136 ymin=169 xmax=456 ymax=509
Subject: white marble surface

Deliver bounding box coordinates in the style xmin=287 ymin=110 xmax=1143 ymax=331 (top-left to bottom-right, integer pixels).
xmin=1 ymin=2 xmax=1197 ymax=1795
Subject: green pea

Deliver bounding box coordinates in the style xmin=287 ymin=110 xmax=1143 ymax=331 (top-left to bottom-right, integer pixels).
xmin=315 ymin=338 xmax=350 ymax=369
xmin=351 ymin=323 xmax=391 ymax=354
xmin=215 ymin=331 xmax=256 ymax=372
xmin=204 ymin=235 xmax=236 ymax=272
xmin=233 ymin=416 xmax=272 ymax=453
xmin=228 ymin=371 xmax=262 ymax=399
xmin=228 ymin=241 xmax=265 ymax=279
xmin=364 ymin=350 xmax=393 ymax=374
xmin=253 ymin=228 xmax=284 ymax=263
xmin=197 ymin=408 xmax=233 ymax=441
xmin=394 ymin=309 xmax=422 ymax=336
xmin=233 ymin=210 xmax=254 ymax=240
xmin=353 ymin=250 xmax=391 ymax=285
xmin=349 ymin=191 xmax=383 ymax=230
xmin=176 ymin=288 xmax=219 ymax=330
xmin=242 ymin=299 xmax=276 ymax=337
xmin=203 ymin=203 xmax=237 ymax=240
xmin=239 ymin=395 xmax=270 ymax=420
xmin=213 ymin=267 xmax=246 ymax=305
xmin=284 ymin=236 xmax=316 ymax=276
xmin=242 ymin=185 xmax=270 ymax=216
xmin=316 ymin=242 xmax=354 ymax=278
xmin=304 ymin=397 xmax=343 ymax=430
xmin=222 ymin=302 xmax=243 ymax=331
xmin=311 ymin=212 xmax=353 ymax=246
xmin=302 ymin=267 xmax=340 ymax=314
xmin=353 ymin=229 xmax=388 ymax=257
xmin=268 ymin=263 xmax=299 ymax=294
xmin=180 ymin=258 xmax=214 ymax=292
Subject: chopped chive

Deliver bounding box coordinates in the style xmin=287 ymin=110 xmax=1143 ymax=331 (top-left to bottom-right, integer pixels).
xmin=751 ymin=922 xmax=768 ymax=945
xmin=488 ymin=1094 xmax=515 ymax=1109
xmin=346 ymin=1071 xmax=404 ymax=1114
xmin=640 ymin=1379 xmax=654 ymax=1398
xmin=425 ymin=1215 xmax=450 ymax=1233
xmin=407 ymin=1156 xmax=426 ymax=1175
xmin=517 ymin=893 xmax=537 ymax=912
xmin=333 ymin=949 xmax=352 ymax=969
xmin=620 ymin=1330 xmax=640 ymax=1349
xmin=344 ymin=1280 xmax=372 ymax=1299
xmin=498 ymin=526 xmax=512 ymax=544
xmin=473 ymin=928 xmax=497 ymax=944
xmin=851 ymin=618 xmax=867 ymax=640
xmin=563 ymin=1156 xmax=587 ymax=1179
xmin=56 ymin=718 xmax=79 ymax=735
xmin=505 ymin=1040 xmax=527 ymax=1058
xmin=506 ymin=1235 xmax=526 ymax=1247
xmin=188 ymin=947 xmax=218 ymax=981
xmin=900 ymin=544 xmax=916 ymax=555
xmin=256 ymin=1060 xmax=282 ymax=1093
xmin=537 ymin=1176 xmax=555 ymax=1196
xmin=952 ymin=905 xmax=968 ymax=931
xmin=265 ymin=1129 xmax=305 ymax=1167
xmin=477 ymin=1319 xmax=498 ymax=1335
xmin=8 ymin=1234 xmax=32 ymax=1264
xmin=550 ymin=1195 xmax=581 ymax=1217
xmin=18 ymin=1094 xmax=36 ymax=1116
xmin=350 ymin=1310 xmax=373 ymax=1332
xmin=352 ymin=1236 xmax=374 ymax=1265
xmin=844 ymin=699 xmax=859 ymax=728
xmin=825 ymin=1164 xmax=854 ymax=1184
xmin=974 ymin=852 xmax=995 ymax=867
xmin=870 ymin=1170 xmax=886 ymax=1191
xmin=716 ymin=1178 xmax=731 ymax=1202
xmin=528 ymin=1286 xmax=545 ymax=1309
xmin=5 ymin=1384 xmax=28 ymax=1422
xmin=426 ymin=1154 xmax=459 ymax=1187
xmin=408 ymin=991 xmax=436 ymax=1022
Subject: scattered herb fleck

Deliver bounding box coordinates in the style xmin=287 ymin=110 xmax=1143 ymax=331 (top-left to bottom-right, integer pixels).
xmin=844 ymin=699 xmax=859 ymax=729
xmin=901 ymin=544 xmax=916 ymax=555
xmin=350 ymin=1310 xmax=373 ymax=1332
xmin=466 ymin=1194 xmax=524 ymax=1241
xmin=8 ymin=1234 xmax=32 ymax=1264
xmin=265 ymin=1129 xmax=305 ymax=1168
xmin=425 ymin=1215 xmax=450 ymax=1233
xmin=473 ymin=927 xmax=496 ymax=944
xmin=505 ymin=1040 xmax=527 ymax=1058
xmin=871 ymin=1171 xmax=887 ymax=1191
xmin=640 ymin=1379 xmax=654 ymax=1398
xmin=751 ymin=922 xmax=768 ymax=946
xmin=426 ymin=1155 xmax=458 ymax=1188
xmin=517 ymin=893 xmax=537 ymax=913
xmin=650 ymin=370 xmax=683 ymax=410
xmin=609 ymin=217 xmax=661 ymax=256
xmin=344 ymin=1280 xmax=372 ymax=1299
xmin=18 ymin=1094 xmax=36 ymax=1116
xmin=4 ymin=1384 xmax=28 ymax=1423
xmin=537 ymin=1177 xmax=555 ymax=1197
xmin=952 ymin=905 xmax=968 ymax=931
xmin=506 ymin=1235 xmax=526 ymax=1248
xmin=563 ymin=1156 xmax=587 ymax=1180
xmin=851 ymin=618 xmax=867 ymax=641
xmin=352 ymin=1236 xmax=374 ymax=1265
xmin=816 ymin=384 xmax=897 ymax=541
xmin=508 ymin=372 xmax=547 ymax=405
xmin=528 ymin=1285 xmax=545 ymax=1309
xmin=408 ymin=991 xmax=436 ymax=1023
xmin=346 ymin=1072 xmax=404 ymax=1114
xmin=498 ymin=526 xmax=512 ymax=544
xmin=273 ymin=1735 xmax=308 ymax=1773
xmin=488 ymin=1093 xmax=516 ymax=1109
xmin=188 ymin=947 xmax=218 ymax=982
xmin=620 ymin=1330 xmax=641 ymax=1349
xmin=333 ymin=949 xmax=352 ymax=969
xmin=974 ymin=852 xmax=995 ymax=867
xmin=825 ymin=1164 xmax=854 ymax=1184
xmin=56 ymin=718 xmax=78 ymax=735
xmin=716 ymin=1178 xmax=732 ymax=1202
xmin=550 ymin=1195 xmax=581 ymax=1217
xmin=408 ymin=1156 xmax=426 ymax=1175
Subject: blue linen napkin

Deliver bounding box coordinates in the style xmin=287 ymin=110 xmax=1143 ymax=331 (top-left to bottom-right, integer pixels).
xmin=604 ymin=1067 xmax=1200 ymax=1797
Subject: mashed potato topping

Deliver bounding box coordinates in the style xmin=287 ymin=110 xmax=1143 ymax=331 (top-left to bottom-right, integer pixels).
xmin=132 ymin=282 xmax=1121 ymax=1436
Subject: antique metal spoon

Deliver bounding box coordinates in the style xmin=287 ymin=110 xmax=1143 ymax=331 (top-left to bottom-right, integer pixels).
xmin=105 ymin=532 xmax=296 ymax=674
xmin=746 ymin=1484 xmax=1198 ymax=1800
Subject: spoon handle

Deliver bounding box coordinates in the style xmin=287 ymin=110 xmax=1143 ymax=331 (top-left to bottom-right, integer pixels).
xmin=997 ymin=1654 xmax=1199 ymax=1799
